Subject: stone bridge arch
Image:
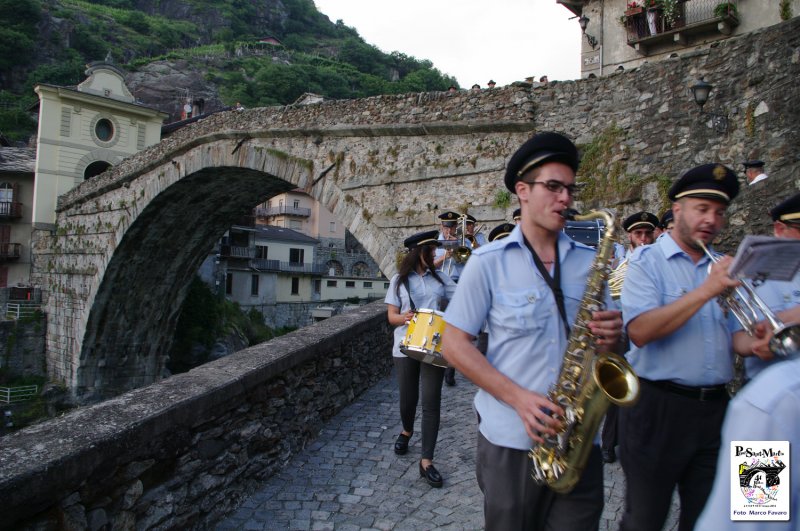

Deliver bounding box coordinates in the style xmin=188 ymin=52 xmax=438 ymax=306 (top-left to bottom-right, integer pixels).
xmin=36 ymin=97 xmax=535 ymax=400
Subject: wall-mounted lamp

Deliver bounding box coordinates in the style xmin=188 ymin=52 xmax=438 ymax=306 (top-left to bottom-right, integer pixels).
xmin=690 ymin=77 xmax=729 ymax=134
xmin=578 ymin=14 xmax=598 ymax=49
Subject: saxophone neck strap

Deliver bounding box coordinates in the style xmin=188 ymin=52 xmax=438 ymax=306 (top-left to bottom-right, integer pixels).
xmin=522 ymin=235 xmax=569 ymax=338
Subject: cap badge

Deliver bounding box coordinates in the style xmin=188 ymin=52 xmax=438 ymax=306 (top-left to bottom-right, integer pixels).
xmin=713 ymin=165 xmax=726 ymax=181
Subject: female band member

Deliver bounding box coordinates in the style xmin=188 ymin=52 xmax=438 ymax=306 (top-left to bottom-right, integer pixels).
xmin=385 ymin=229 xmax=456 ymax=488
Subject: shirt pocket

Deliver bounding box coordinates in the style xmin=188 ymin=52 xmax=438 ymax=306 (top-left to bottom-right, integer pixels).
xmin=493 ymin=288 xmax=547 ymax=337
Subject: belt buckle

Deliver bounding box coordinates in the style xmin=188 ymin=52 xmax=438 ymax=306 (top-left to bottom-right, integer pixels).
xmin=697 ymin=387 xmax=714 ymax=401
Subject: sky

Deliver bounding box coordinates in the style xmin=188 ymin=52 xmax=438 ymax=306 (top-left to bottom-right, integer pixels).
xmin=312 ymin=0 xmax=582 ymax=88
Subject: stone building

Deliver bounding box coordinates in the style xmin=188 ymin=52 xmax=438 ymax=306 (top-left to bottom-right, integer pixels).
xmin=31 ymin=58 xmax=167 ymax=229
xmin=202 ymin=190 xmax=388 ymax=329
xmin=0 ymin=146 xmax=35 ymax=288
xmin=558 ymin=0 xmax=798 ymax=78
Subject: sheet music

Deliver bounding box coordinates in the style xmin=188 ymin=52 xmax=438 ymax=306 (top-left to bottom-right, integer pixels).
xmin=728 ymin=236 xmax=800 ymax=281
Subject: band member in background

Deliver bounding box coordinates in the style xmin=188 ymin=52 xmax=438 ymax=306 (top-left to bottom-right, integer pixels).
xmin=618 ymin=164 xmax=745 ymax=531
xmin=385 ymin=230 xmax=456 ymax=488
xmin=488 ymin=222 xmax=515 ymax=242
xmin=512 ymin=207 xmax=522 ymax=224
xmin=602 ymin=212 xmax=657 ymax=464
xmin=434 ymin=210 xmax=464 ymax=386
xmin=442 ymin=132 xmax=623 ymax=530
xmin=433 ymin=210 xmax=460 ymax=278
xmin=622 ymin=211 xmax=658 ymax=257
xmin=742 ymin=159 xmax=768 ymax=186
xmin=657 ymin=209 xmax=674 ymax=238
xmin=732 ymin=191 xmax=800 ymax=379
xmin=465 ymin=214 xmax=487 ymax=247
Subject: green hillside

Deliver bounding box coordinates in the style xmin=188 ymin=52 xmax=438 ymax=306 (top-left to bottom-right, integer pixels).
xmin=0 ymin=0 xmax=458 ymax=142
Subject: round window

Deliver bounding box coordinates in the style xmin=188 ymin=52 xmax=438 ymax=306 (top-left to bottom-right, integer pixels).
xmin=95 ymin=118 xmax=114 ymax=142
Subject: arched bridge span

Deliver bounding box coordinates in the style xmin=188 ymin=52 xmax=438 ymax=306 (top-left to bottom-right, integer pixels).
xmin=35 ymin=88 xmax=537 ymax=399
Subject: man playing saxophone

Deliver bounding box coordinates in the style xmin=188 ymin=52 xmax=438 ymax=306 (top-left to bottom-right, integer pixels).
xmin=442 ymin=132 xmax=623 ymax=530
xmin=618 ymin=164 xmax=748 ymax=531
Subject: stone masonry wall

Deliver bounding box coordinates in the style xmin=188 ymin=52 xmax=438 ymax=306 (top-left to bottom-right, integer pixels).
xmin=0 ymin=301 xmax=392 ymax=531
xmin=0 ymin=317 xmax=46 ymax=378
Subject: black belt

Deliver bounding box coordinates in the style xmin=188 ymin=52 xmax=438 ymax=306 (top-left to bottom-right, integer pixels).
xmin=641 ymin=378 xmax=728 ymax=402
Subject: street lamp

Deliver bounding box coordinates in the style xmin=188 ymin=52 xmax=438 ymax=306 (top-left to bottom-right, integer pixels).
xmin=578 ymin=15 xmax=599 ymax=49
xmin=690 ymin=77 xmax=728 ymax=134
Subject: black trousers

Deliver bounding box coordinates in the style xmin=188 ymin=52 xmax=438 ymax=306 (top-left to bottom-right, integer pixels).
xmin=618 ymin=380 xmax=729 ymax=531
xmin=394 ymin=356 xmax=444 ymax=460
xmin=476 ymin=433 xmax=604 ymax=531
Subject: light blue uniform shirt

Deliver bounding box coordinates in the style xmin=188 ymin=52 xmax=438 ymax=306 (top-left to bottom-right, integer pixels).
xmin=621 ymin=233 xmax=736 ymax=386
xmin=444 ymin=226 xmax=607 ymax=450
xmin=385 ymin=270 xmax=456 ymax=358
xmin=435 ymin=232 xmax=465 ymax=280
xmin=739 ymin=273 xmax=800 ymax=379
xmin=696 ymin=356 xmax=800 ymax=531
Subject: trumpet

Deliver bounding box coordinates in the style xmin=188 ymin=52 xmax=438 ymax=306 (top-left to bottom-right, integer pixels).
xmin=696 ymin=239 xmax=800 ymax=358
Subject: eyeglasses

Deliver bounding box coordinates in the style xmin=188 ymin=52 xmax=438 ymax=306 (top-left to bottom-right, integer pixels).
xmin=522 ymin=180 xmax=581 ymax=197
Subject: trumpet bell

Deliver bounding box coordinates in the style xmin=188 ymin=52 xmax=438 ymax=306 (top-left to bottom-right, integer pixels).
xmin=770 ymin=322 xmax=800 ymax=358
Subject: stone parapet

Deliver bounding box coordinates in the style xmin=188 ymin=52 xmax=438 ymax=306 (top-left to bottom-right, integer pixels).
xmin=0 ymin=301 xmax=392 ymax=530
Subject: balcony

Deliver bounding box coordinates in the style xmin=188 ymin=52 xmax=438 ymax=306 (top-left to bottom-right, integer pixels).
xmin=0 ymin=243 xmax=21 ymax=261
xmin=624 ymin=0 xmax=739 ymax=54
xmin=251 ymin=259 xmax=326 ymax=275
xmin=0 ymin=201 xmax=22 ymax=219
xmin=255 ymin=206 xmax=311 ymax=218
xmin=219 ymin=245 xmax=253 ymax=259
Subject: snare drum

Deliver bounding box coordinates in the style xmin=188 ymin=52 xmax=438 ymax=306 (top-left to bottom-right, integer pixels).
xmin=400 ymin=308 xmax=451 ymax=367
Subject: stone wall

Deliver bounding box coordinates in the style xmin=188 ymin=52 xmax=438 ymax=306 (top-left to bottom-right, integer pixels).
xmin=0 ymin=301 xmax=393 ymax=531
xmin=0 ymin=317 xmax=46 ymax=378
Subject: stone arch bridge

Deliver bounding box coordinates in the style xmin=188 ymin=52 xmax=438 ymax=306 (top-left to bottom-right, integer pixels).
xmin=32 ymin=17 xmax=800 ymax=399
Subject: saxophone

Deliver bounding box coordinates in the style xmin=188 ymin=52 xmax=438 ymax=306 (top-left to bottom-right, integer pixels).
xmin=529 ymin=209 xmax=640 ymax=494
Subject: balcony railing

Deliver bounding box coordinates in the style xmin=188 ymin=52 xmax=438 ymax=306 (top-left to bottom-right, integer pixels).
xmin=0 ymin=243 xmax=21 ymax=260
xmin=219 ymin=245 xmax=253 ymax=259
xmin=254 ymin=206 xmax=311 ymax=218
xmin=623 ymin=0 xmax=739 ymax=52
xmin=250 ymin=259 xmax=326 ymax=275
xmin=0 ymin=201 xmax=22 ymax=219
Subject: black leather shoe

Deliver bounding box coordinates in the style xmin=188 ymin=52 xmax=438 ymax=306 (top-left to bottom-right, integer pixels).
xmin=394 ymin=433 xmax=411 ymax=455
xmin=444 ymin=368 xmax=456 ymax=386
xmin=419 ymin=462 xmax=443 ymax=488
xmin=602 ymin=448 xmax=616 ymax=464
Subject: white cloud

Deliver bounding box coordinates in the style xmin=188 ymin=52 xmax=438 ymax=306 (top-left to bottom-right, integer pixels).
xmin=312 ymin=0 xmax=582 ymax=88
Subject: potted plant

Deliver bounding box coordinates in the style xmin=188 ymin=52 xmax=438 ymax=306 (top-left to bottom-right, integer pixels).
xmin=714 ymin=2 xmax=738 ymax=19
xmin=624 ymin=1 xmax=643 ymax=16
xmin=662 ymin=0 xmax=684 ymax=29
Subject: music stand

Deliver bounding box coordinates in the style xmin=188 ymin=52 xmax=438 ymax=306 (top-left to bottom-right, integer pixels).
xmin=729 ymin=236 xmax=800 ymax=283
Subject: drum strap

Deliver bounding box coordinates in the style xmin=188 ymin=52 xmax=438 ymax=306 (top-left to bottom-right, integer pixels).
xmin=402 ymin=278 xmax=417 ymax=312
xmin=522 ymin=235 xmax=569 ymax=339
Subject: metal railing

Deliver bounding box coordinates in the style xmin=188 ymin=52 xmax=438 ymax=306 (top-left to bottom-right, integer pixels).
xmin=623 ymin=0 xmax=739 ymax=44
xmin=0 ymin=201 xmax=22 ymax=218
xmin=6 ymin=301 xmax=41 ymax=320
xmin=219 ymin=245 xmax=253 ymax=259
xmin=250 ymin=259 xmax=326 ymax=274
xmin=0 ymin=385 xmax=38 ymax=404
xmin=254 ymin=206 xmax=312 ymax=218
xmin=0 ymin=243 xmax=21 ymax=260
